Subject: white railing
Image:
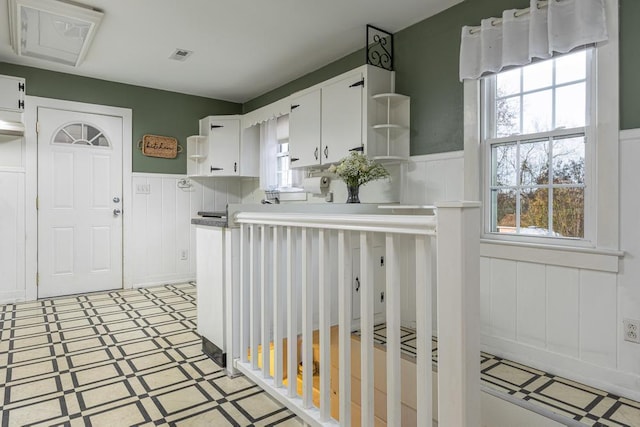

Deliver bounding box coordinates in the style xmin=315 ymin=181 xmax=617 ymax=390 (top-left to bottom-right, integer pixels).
xmin=231 ymin=203 xmax=480 ymax=427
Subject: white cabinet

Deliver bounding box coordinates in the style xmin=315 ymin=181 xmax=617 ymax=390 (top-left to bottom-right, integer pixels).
xmin=288 ymin=65 xmax=409 ymax=168
xmin=289 ymin=89 xmax=321 ymax=168
xmin=188 ymin=115 xmax=259 ymax=177
xmin=0 ymin=74 xmax=25 ymax=113
xmin=321 ymin=72 xmax=364 ymax=164
xmin=195 ymin=225 xmax=240 ymax=375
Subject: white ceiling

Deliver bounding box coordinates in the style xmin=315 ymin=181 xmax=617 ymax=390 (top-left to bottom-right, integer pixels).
xmin=0 ymin=0 xmax=462 ymax=103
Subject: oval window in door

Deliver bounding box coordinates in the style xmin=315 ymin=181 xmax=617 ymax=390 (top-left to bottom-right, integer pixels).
xmin=52 ymin=122 xmax=110 ymax=147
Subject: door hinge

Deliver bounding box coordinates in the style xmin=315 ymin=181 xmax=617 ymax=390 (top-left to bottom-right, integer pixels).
xmin=18 ymin=100 xmax=24 ymax=109
xmin=36 ymin=197 xmax=39 ymax=210
xmin=349 ymin=78 xmax=365 ymax=88
xmin=36 ymin=121 xmax=41 ymax=134
xmin=18 ymin=82 xmax=25 ymax=92
xmin=36 ymin=273 xmax=39 ymax=286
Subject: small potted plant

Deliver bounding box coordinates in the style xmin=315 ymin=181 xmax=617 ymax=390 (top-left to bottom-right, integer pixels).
xmin=328 ymin=152 xmax=390 ymax=203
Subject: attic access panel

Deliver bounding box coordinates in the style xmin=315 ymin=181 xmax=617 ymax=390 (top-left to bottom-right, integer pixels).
xmin=8 ymin=0 xmax=104 ymax=67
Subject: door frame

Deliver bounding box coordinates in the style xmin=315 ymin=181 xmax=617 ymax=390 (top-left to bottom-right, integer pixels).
xmin=25 ymin=96 xmax=133 ymax=300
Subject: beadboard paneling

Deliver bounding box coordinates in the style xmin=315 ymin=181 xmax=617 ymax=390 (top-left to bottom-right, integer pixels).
xmin=131 ymin=174 xmax=242 ymax=287
xmin=401 ymin=152 xmax=464 ymax=205
xmin=546 ymin=266 xmax=580 ymax=359
xmin=0 ymin=171 xmax=25 ymax=303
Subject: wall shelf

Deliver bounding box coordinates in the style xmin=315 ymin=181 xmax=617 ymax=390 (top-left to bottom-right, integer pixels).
xmin=186 ymin=135 xmax=208 ymax=176
xmin=371 ymin=92 xmax=410 ymax=161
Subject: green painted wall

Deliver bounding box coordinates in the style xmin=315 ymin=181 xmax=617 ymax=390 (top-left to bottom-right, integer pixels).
xmin=0 ymin=62 xmax=241 ymax=174
xmin=620 ymin=0 xmax=640 ymax=130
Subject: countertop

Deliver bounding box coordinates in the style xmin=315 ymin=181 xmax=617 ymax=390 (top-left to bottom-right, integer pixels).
xmin=191 ymin=217 xmax=228 ymax=227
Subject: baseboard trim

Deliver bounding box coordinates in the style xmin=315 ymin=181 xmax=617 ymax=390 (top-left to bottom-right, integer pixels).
xmin=132 ymin=278 xmax=196 ymax=289
xmin=481 ymin=334 xmax=640 ymax=402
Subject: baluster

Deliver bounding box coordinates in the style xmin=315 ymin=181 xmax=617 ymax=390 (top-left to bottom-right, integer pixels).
xmin=240 ymin=225 xmax=249 ymax=363
xmin=360 ymin=231 xmax=374 ymax=426
xmin=338 ymin=230 xmax=352 ymax=426
xmin=261 ymin=225 xmax=271 ymax=378
xmin=286 ymin=227 xmax=297 ymax=397
xmin=318 ymin=229 xmax=331 ymax=421
xmin=250 ymin=225 xmax=259 ymax=370
xmin=416 ymin=234 xmax=433 ymax=427
xmin=301 ymin=227 xmax=313 ymax=408
xmin=273 ymin=226 xmax=283 ymax=388
xmin=385 ymin=233 xmax=401 ymax=426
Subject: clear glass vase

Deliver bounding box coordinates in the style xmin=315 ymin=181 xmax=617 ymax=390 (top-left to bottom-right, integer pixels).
xmin=346 ymin=185 xmax=360 ymax=203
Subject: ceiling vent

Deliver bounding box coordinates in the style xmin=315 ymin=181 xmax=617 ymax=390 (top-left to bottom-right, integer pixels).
xmin=169 ymin=49 xmax=193 ymax=61
xmin=8 ymin=0 xmax=104 ymax=67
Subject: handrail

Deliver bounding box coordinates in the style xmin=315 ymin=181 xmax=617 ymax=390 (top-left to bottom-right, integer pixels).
xmin=234 ymin=211 xmax=437 ymax=235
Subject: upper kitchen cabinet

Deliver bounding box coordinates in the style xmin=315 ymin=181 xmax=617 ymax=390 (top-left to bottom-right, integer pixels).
xmin=321 ymin=72 xmax=364 ymax=164
xmin=289 ymin=89 xmax=321 ymax=168
xmin=0 ymin=74 xmax=25 ymax=113
xmin=288 ymin=65 xmax=409 ymax=168
xmin=189 ymin=115 xmax=258 ymax=177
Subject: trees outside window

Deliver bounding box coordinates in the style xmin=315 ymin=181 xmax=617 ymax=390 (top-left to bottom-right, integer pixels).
xmin=484 ymin=50 xmax=590 ymax=239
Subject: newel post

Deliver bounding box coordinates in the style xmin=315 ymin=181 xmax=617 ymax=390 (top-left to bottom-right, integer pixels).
xmin=435 ymin=201 xmax=481 ymax=427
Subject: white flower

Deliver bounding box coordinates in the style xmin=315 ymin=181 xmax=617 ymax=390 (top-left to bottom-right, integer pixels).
xmin=330 ymin=152 xmax=389 ymax=187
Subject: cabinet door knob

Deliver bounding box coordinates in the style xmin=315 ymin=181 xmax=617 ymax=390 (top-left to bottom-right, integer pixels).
xmin=234 ymin=162 xmax=237 ymax=172
xmin=291 ymin=104 xmax=300 ymax=111
xmin=210 ymin=166 xmax=223 ymax=172
xmin=324 ymin=146 xmax=328 ymax=159
xmin=210 ymin=124 xmax=224 ymax=129
xmin=349 ymin=146 xmax=364 ymax=152
xmin=291 ymin=158 xmax=299 ymax=162
xmin=349 ymin=78 xmax=365 ymax=88
xmin=314 ymin=147 xmax=319 ymax=160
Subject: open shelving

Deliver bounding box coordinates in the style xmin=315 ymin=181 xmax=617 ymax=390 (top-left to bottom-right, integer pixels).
xmin=371 ymin=92 xmax=410 ymax=162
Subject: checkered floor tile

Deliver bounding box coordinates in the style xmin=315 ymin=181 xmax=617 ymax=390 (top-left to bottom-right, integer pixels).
xmin=354 ymin=323 xmax=640 ymax=427
xmin=0 ymin=283 xmax=300 ymax=427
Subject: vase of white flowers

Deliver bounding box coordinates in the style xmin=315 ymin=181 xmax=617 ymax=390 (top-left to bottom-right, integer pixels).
xmin=328 ymin=152 xmax=390 ymax=203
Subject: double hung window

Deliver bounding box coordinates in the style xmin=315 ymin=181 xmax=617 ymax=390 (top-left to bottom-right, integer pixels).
xmin=483 ymin=49 xmax=593 ymax=240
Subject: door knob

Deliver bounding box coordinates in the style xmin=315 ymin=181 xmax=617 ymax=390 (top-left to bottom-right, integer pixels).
xmin=113 ymin=209 xmax=121 ymax=216
xmin=113 ymin=196 xmax=120 ymax=203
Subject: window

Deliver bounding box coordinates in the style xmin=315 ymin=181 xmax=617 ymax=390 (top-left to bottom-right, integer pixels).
xmin=483 ymin=49 xmax=592 ymax=240
xmin=275 ymin=115 xmax=293 ymax=189
xmin=259 ymin=115 xmax=303 ymax=192
xmin=53 ymin=122 xmax=109 ymax=147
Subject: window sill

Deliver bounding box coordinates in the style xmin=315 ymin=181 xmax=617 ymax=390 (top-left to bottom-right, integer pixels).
xmin=480 ymin=238 xmax=623 ymax=273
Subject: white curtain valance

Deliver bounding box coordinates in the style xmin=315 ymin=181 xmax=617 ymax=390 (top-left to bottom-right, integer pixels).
xmin=459 ymin=0 xmax=608 ymax=81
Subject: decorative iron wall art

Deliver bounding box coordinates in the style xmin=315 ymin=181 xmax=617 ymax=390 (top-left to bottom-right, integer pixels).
xmin=366 ymin=24 xmax=393 ymax=71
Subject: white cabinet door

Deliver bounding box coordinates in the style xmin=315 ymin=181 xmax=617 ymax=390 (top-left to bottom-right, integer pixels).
xmin=196 ymin=226 xmax=226 ymax=348
xmin=207 ymin=118 xmax=240 ymax=176
xmin=321 ymin=72 xmax=364 ymax=164
xmin=0 ymin=75 xmax=25 ymax=112
xmin=289 ymin=89 xmax=321 ymax=168
xmin=351 ymin=245 xmax=386 ymax=323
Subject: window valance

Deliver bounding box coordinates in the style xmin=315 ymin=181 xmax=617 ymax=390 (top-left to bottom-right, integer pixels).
xmin=459 ymin=0 xmax=608 ymax=81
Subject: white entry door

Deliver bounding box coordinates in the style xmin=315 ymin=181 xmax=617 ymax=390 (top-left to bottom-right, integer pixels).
xmin=37 ymin=107 xmax=123 ymax=298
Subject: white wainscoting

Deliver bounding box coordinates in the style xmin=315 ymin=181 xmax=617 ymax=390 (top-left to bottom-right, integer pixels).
xmin=400 ymin=151 xmax=464 ymax=205
xmin=130 ymin=173 xmax=241 ymax=287
xmin=400 ymin=147 xmax=640 ymax=401
xmin=0 ymin=170 xmax=26 ymax=303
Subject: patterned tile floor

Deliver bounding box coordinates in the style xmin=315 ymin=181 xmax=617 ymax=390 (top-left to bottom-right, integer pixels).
xmin=3 ymin=283 xmax=639 ymax=426
xmin=0 ymin=283 xmax=300 ymax=426
xmin=359 ymin=324 xmax=640 ymax=427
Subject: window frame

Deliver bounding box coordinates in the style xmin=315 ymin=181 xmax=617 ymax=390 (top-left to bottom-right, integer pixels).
xmin=480 ymin=48 xmax=598 ymax=247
